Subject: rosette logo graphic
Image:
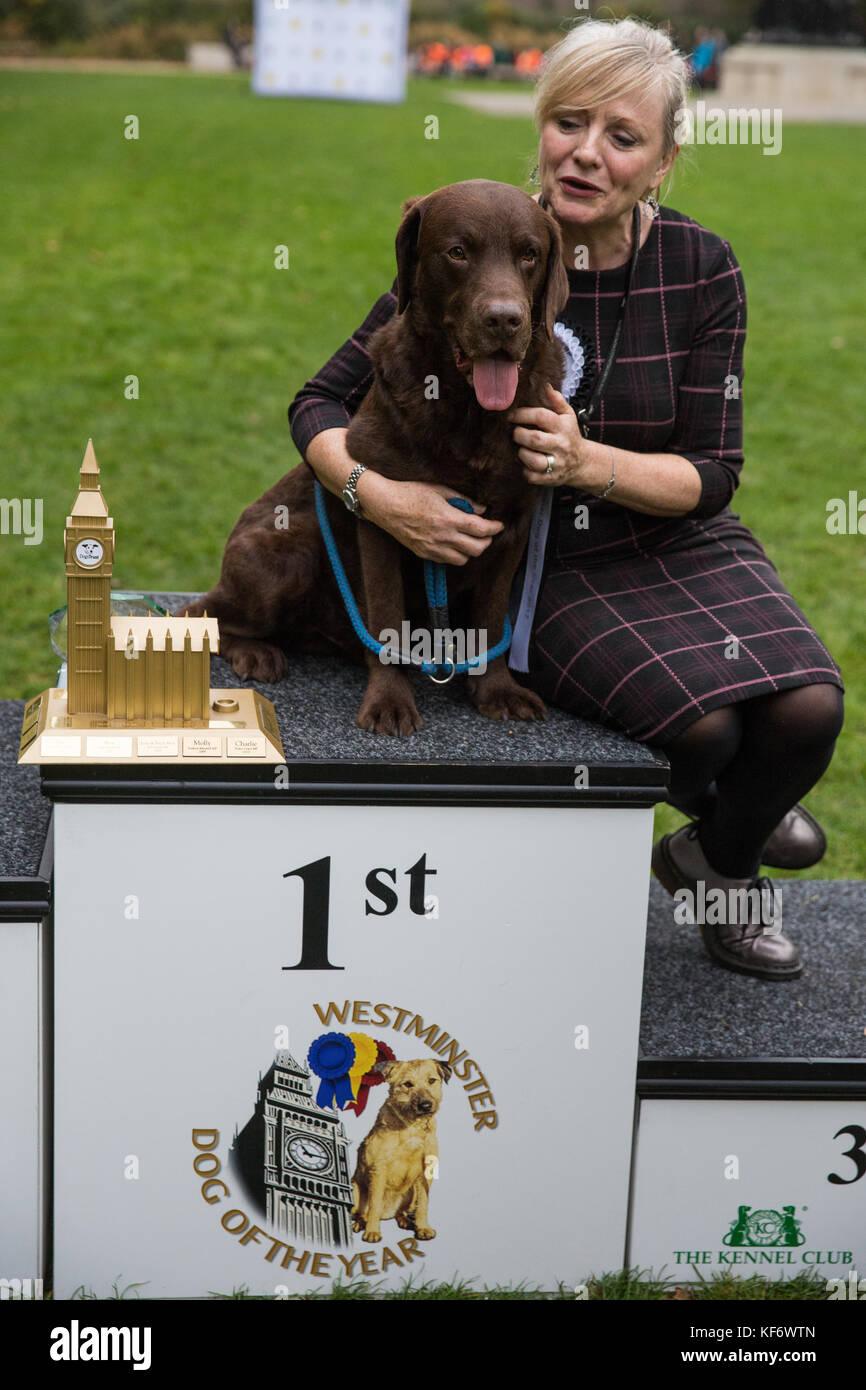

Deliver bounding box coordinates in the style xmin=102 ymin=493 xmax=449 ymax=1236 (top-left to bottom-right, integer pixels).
xmin=307 ymin=1030 xmax=392 ymax=1115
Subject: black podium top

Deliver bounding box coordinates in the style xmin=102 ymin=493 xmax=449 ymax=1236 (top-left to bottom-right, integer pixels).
xmin=24 ymin=591 xmax=670 ymax=808
xmin=0 ymin=701 xmax=52 ymax=917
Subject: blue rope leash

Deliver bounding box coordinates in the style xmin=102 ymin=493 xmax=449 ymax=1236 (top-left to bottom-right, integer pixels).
xmin=313 ymin=479 xmax=511 ymax=677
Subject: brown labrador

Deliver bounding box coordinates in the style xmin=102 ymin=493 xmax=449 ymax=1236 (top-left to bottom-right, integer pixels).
xmin=178 ymin=179 xmax=569 ymax=734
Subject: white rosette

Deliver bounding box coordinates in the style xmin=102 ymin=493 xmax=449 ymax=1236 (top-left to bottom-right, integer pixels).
xmin=553 ymin=321 xmax=586 ymax=402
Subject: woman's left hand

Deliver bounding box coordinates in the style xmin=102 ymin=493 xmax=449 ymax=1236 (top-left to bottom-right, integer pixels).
xmin=506 ymin=382 xmax=593 ymax=488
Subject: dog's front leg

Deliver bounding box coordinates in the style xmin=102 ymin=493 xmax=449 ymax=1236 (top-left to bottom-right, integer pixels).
xmin=411 ymin=1173 xmax=436 ymax=1241
xmin=467 ymin=514 xmax=546 ymax=722
xmin=361 ymin=1166 xmax=388 ymax=1244
xmin=355 ymin=520 xmax=423 ymax=736
xmin=350 ymin=1179 xmax=366 ymax=1234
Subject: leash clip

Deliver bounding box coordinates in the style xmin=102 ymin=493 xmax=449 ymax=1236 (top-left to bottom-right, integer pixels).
xmin=427 ymin=641 xmax=457 ymax=685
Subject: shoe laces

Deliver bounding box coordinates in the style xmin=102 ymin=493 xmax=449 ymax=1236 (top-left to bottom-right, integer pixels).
xmin=681 ymin=824 xmax=780 ymax=937
xmin=728 ymin=875 xmax=779 ymax=942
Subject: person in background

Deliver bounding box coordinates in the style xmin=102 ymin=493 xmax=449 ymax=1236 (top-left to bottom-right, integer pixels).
xmin=690 ymin=25 xmax=719 ymax=88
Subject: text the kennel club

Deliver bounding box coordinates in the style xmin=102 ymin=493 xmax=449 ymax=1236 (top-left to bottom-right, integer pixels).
xmin=231 ymin=1051 xmax=353 ymax=1246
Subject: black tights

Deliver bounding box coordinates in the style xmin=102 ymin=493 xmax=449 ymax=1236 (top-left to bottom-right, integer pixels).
xmin=662 ymin=683 xmax=845 ymax=879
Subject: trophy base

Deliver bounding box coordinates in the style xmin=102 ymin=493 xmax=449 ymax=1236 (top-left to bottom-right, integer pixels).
xmin=17 ymin=687 xmax=285 ymax=764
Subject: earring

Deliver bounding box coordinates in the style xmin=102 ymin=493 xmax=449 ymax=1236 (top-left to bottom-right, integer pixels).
xmin=529 ymin=163 xmax=540 ymax=185
xmin=642 ymin=192 xmax=660 ymax=219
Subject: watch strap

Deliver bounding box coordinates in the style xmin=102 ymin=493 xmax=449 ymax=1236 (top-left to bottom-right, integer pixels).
xmin=342 ymin=463 xmax=367 ymax=515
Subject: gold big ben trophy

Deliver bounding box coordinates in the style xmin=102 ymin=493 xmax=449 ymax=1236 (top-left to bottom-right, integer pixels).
xmin=18 ymin=441 xmax=284 ymax=764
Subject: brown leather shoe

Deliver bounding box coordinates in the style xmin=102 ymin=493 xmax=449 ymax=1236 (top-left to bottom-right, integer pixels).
xmin=668 ymin=792 xmax=826 ymax=871
xmin=652 ymin=823 xmax=803 ymax=981
xmin=760 ymin=803 xmax=827 ymax=870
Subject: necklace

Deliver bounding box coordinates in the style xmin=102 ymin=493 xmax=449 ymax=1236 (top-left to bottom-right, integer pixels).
xmin=538 ymin=196 xmax=643 ymax=437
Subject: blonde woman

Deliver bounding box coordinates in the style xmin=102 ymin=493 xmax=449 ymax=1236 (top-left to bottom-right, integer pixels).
xmin=290 ymin=19 xmax=844 ymax=980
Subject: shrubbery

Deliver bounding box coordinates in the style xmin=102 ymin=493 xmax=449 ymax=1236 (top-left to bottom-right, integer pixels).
xmin=0 ymin=0 xmax=252 ymax=51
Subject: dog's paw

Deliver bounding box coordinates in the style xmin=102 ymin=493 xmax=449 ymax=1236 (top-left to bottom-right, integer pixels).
xmin=396 ymin=1212 xmax=414 ymax=1230
xmin=356 ymin=691 xmax=423 ymax=736
xmin=362 ymin=1230 xmax=383 ymax=1244
xmin=352 ymin=1218 xmax=365 ymax=1233
xmin=172 ymin=600 xmax=205 ymax=619
xmin=414 ymin=1226 xmax=436 ymax=1241
xmin=227 ymin=639 xmax=288 ymax=684
xmin=470 ymin=676 xmax=546 ymax=723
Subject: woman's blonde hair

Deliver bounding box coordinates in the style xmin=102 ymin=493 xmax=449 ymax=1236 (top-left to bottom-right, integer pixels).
xmin=532 ymin=16 xmax=690 ymax=197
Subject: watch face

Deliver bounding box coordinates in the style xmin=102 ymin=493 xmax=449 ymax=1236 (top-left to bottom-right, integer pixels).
xmin=286 ymin=1135 xmax=331 ymax=1172
xmin=75 ymin=538 xmax=104 ymax=568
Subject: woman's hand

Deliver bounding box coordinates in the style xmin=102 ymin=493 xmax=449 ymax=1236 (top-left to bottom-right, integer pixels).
xmin=357 ymin=475 xmax=504 ymax=565
xmin=506 ymin=382 xmax=597 ymax=490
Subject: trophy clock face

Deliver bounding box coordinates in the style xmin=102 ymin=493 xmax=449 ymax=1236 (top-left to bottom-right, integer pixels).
xmin=75 ymin=538 xmax=104 ymax=568
xmin=286 ymin=1135 xmax=331 ymax=1172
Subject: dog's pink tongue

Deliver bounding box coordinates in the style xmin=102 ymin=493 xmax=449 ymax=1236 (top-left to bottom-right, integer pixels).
xmin=472 ymin=356 xmax=519 ymax=411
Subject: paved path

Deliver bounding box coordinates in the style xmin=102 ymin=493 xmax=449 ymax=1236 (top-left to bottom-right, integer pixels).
xmin=0 ymin=56 xmax=218 ymax=76
xmin=2 ymin=59 xmax=862 ymax=119
xmin=446 ymin=90 xmax=535 ymax=117
xmin=446 ymin=88 xmax=866 ymax=123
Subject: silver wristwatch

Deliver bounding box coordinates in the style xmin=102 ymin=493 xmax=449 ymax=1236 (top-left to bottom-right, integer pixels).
xmin=341 ymin=464 xmax=368 ymax=516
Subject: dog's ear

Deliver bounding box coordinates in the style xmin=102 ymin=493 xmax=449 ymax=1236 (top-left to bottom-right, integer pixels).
xmin=395 ymin=195 xmax=425 ymax=314
xmin=435 ymin=1061 xmax=452 ymax=1085
xmin=375 ymin=1059 xmax=397 ymax=1081
xmin=537 ymin=209 xmax=569 ymax=341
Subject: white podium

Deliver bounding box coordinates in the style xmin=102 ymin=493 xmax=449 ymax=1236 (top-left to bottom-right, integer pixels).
xmin=630 ymin=883 xmax=866 ymax=1286
xmin=0 ymin=759 xmax=52 ymax=1297
xmin=42 ymin=654 xmax=669 ymax=1298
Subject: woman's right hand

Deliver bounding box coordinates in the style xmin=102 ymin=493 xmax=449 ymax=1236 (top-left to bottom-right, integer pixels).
xmin=356 ymin=474 xmax=504 ymax=566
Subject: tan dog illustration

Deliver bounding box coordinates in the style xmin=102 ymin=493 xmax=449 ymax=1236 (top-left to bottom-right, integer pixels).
xmin=351 ymin=1059 xmax=450 ymax=1243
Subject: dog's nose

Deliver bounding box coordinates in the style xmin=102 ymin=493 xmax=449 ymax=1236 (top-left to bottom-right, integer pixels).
xmin=480 ymin=300 xmax=524 ymax=335
xmin=417 ymin=1098 xmax=434 ymax=1113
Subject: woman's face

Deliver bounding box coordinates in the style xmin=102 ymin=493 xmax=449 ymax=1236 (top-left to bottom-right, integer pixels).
xmin=538 ymin=86 xmax=676 ymax=231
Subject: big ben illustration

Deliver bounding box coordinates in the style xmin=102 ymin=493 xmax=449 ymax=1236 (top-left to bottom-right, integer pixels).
xmin=64 ymin=438 xmax=115 ymax=715
xmin=231 ymin=1051 xmax=354 ymax=1247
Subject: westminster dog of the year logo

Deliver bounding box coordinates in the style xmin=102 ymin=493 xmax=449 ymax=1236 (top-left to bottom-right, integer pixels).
xmin=192 ymin=1001 xmax=497 ymax=1277
xmin=230 ymin=1039 xmax=449 ymax=1248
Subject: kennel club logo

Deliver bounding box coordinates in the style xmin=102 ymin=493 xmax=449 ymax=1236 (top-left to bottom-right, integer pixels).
xmin=723 ymin=1205 xmax=805 ymax=1248
xmin=191 ymin=1000 xmax=497 ymax=1279
xmin=670 ymin=1205 xmax=852 ymax=1269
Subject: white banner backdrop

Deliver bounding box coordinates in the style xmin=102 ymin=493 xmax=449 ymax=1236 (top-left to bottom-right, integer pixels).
xmin=253 ymin=0 xmax=410 ymax=103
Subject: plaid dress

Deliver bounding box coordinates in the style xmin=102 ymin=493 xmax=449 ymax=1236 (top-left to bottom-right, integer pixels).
xmin=288 ymin=205 xmax=843 ymax=747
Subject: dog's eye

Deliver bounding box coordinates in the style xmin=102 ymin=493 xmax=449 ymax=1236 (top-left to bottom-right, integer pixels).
xmin=520 ymin=248 xmax=538 ymax=264
xmin=447 ymin=246 xmax=466 ymax=260
xmin=404 ymin=1080 xmax=414 ymax=1088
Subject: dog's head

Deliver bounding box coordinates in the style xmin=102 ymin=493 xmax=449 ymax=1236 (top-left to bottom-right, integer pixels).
xmin=377 ymin=1057 xmax=451 ymax=1119
xmin=394 ymin=179 xmax=569 ymax=412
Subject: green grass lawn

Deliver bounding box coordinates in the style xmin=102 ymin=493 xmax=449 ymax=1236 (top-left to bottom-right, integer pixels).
xmin=63 ymin=1268 xmax=833 ymax=1300
xmin=0 ymin=70 xmax=863 ymax=873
